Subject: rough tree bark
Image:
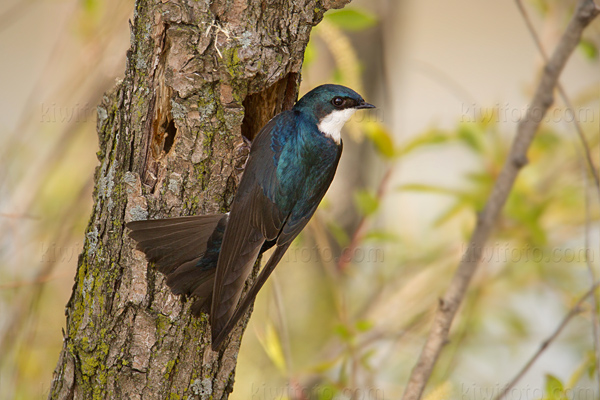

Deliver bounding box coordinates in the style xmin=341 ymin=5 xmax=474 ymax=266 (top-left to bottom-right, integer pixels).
xmin=49 ymin=0 xmax=349 ymax=398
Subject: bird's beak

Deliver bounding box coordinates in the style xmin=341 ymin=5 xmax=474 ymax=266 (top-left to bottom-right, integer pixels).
xmin=356 ymin=101 xmax=376 ymax=109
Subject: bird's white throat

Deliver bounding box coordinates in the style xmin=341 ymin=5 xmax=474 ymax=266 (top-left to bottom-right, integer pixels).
xmin=317 ymin=108 xmax=356 ymax=143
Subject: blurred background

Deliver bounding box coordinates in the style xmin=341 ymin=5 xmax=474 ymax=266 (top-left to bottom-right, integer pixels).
xmin=1 ymin=0 xmax=599 ymax=399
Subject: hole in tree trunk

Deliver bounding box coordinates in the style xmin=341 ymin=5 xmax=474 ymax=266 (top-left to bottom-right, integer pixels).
xmin=241 ymin=72 xmax=299 ymax=141
xmin=163 ymin=118 xmax=177 ymax=154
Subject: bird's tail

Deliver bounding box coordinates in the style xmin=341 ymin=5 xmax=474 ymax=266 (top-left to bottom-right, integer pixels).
xmin=126 ymin=214 xmax=229 ymax=315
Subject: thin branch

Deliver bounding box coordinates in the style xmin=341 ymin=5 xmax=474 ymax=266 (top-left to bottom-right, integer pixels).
xmin=515 ymin=0 xmax=600 ymax=198
xmin=401 ymin=2 xmax=600 ymax=399
xmin=494 ymin=281 xmax=600 ymax=400
xmin=271 ymin=273 xmax=294 ymax=374
xmin=517 ymin=0 xmax=600 ymax=387
xmin=583 ymin=163 xmax=600 ymax=387
xmin=0 ymin=272 xmax=69 ymax=290
xmin=0 ymin=213 xmax=39 ymax=220
xmin=0 ymin=177 xmax=93 ymax=366
xmin=0 ymin=0 xmax=36 ymax=33
xmin=412 ymin=59 xmax=478 ymax=106
xmin=338 ymin=166 xmax=393 ymax=271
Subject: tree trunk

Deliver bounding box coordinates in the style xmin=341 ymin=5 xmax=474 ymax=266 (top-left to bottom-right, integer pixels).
xmin=49 ymin=0 xmax=349 ymax=398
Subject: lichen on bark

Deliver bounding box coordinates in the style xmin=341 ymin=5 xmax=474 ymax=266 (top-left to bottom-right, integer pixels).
xmin=48 ymin=0 xmax=350 ymax=399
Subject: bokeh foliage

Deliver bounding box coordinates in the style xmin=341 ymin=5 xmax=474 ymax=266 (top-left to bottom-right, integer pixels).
xmin=234 ymin=3 xmax=600 ymax=400
xmin=0 ymin=1 xmax=599 ymax=399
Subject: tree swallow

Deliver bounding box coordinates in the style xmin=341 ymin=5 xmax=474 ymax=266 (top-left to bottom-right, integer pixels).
xmin=127 ymin=84 xmax=375 ymax=349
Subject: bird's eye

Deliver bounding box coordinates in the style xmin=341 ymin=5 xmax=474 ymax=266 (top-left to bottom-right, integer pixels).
xmin=332 ymin=97 xmax=344 ymax=107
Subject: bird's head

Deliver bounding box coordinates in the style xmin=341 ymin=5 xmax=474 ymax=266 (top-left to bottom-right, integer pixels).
xmin=294 ymin=84 xmax=375 ymax=143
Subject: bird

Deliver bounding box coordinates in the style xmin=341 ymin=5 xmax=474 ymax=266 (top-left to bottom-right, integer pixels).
xmin=127 ymin=84 xmax=375 ymax=350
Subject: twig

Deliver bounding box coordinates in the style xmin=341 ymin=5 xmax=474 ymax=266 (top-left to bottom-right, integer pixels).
xmin=583 ymin=163 xmax=600 ymax=387
xmin=515 ymin=0 xmax=600 ymax=198
xmin=0 ymin=177 xmax=93 ymax=366
xmin=494 ymin=281 xmax=600 ymax=400
xmin=0 ymin=272 xmax=69 ymax=290
xmin=290 ymin=377 xmax=310 ymax=400
xmin=0 ymin=0 xmax=35 ymax=34
xmin=517 ymin=0 xmax=600 ymax=388
xmin=412 ymin=59 xmax=477 ymax=106
xmin=271 ymin=273 xmax=294 ymax=374
xmin=0 ymin=213 xmax=40 ymax=220
xmin=439 ymin=285 xmax=484 ymax=380
xmin=338 ymin=167 xmax=393 ymax=271
xmin=401 ymin=2 xmax=600 ymax=399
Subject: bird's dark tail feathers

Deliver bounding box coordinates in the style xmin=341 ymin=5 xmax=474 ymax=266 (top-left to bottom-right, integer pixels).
xmin=127 ymin=214 xmax=229 ymax=315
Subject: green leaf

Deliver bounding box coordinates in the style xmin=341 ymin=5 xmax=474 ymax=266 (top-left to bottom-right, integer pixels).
xmin=545 ymin=374 xmax=567 ymax=400
xmin=476 ymin=107 xmax=498 ymax=130
xmin=501 ymin=311 xmax=528 ymax=337
xmin=334 ymin=324 xmax=353 ymax=342
xmin=396 ymin=129 xmax=453 ymax=157
xmin=354 ymin=189 xmax=379 ymax=216
xmin=310 ymin=356 xmax=343 ymax=374
xmin=324 ymin=8 xmax=377 ymax=31
xmin=399 ymin=183 xmax=484 ymax=226
xmin=505 ymin=191 xmax=549 ymax=246
xmin=434 ymin=202 xmax=468 ymax=226
xmin=363 ymin=230 xmax=399 ymax=243
xmin=397 ymin=183 xmax=462 ymax=197
xmin=533 ymin=128 xmax=560 ymax=151
xmin=316 ymin=384 xmax=340 ymax=400
xmin=355 ymin=319 xmax=374 ymax=332
xmin=257 ymin=321 xmax=287 ymax=373
xmin=360 ymin=349 xmax=376 ymax=371
xmin=465 ymin=171 xmax=493 ymax=186
xmin=83 ymin=0 xmax=99 ymax=13
xmin=579 ymin=38 xmax=598 ymax=60
xmin=457 ymin=123 xmax=484 ymax=152
xmin=327 ymin=220 xmax=350 ymax=247
xmin=567 ymin=351 xmax=595 ymax=389
xmin=530 ymin=0 xmax=549 ymax=15
xmin=364 ymin=121 xmax=395 ymax=158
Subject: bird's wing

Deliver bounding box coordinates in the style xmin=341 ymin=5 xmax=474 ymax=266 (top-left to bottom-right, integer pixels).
xmin=276 ymin=140 xmax=343 ymax=246
xmin=211 ymin=127 xmax=343 ymax=349
xmin=211 ymin=149 xmax=343 ymax=349
xmin=211 ymin=242 xmax=290 ymax=349
xmin=210 ymin=114 xmax=290 ymax=343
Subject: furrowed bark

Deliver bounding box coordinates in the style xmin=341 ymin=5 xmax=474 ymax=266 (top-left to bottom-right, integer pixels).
xmin=48 ymin=0 xmax=350 ymax=398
